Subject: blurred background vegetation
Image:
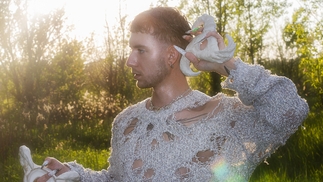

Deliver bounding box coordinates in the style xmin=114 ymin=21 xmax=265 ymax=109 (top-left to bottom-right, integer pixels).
xmin=0 ymin=0 xmax=322 ymax=181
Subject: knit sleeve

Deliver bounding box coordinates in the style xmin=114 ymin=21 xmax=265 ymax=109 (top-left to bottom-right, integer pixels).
xmin=221 ymin=58 xmax=309 ymax=161
xmin=64 ymin=103 xmax=142 ymax=181
xmin=65 ymin=116 xmax=125 ymax=182
xmin=65 ymin=121 xmax=122 ymax=182
xmin=65 ymin=161 xmax=113 ymax=182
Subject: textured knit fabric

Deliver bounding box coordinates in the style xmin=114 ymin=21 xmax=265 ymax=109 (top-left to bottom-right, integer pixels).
xmin=67 ymin=59 xmax=309 ymax=182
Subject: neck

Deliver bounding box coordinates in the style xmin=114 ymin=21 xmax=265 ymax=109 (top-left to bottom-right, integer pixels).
xmin=149 ymin=62 xmax=190 ymax=110
xmin=150 ymin=81 xmax=191 ymax=110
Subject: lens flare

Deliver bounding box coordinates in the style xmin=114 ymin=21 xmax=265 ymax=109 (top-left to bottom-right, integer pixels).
xmin=210 ymin=156 xmax=245 ymax=182
xmin=211 ymin=156 xmax=229 ymax=180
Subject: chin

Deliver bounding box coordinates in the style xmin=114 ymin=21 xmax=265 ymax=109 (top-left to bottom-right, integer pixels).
xmin=136 ymin=82 xmax=152 ymax=89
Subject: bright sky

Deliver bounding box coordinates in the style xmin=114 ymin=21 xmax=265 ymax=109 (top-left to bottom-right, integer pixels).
xmin=26 ymin=0 xmax=309 ymax=55
xmin=27 ymin=0 xmax=179 ymax=41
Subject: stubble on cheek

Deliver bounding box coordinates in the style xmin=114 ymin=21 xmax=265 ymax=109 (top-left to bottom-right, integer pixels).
xmin=136 ymin=58 xmax=169 ymax=89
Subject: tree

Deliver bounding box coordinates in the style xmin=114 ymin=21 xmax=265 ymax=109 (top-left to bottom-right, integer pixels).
xmin=283 ymin=2 xmax=323 ymax=109
xmin=233 ymin=0 xmax=287 ymax=64
xmin=0 ymin=0 xmax=69 ymax=123
xmin=48 ymin=40 xmax=86 ymax=105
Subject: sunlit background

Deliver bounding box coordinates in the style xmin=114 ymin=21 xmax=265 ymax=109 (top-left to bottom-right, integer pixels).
xmin=24 ymin=0 xmax=303 ymax=53
xmin=27 ymin=0 xmax=179 ymax=42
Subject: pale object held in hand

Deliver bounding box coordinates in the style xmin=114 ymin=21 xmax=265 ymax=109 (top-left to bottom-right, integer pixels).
xmin=19 ymin=145 xmax=80 ymax=182
xmin=179 ymin=14 xmax=236 ymax=76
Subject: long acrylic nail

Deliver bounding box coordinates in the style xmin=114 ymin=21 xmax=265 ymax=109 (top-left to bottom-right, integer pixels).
xmin=191 ymin=26 xmax=200 ymax=33
xmin=186 ymin=25 xmax=203 ymax=34
xmin=173 ymin=45 xmax=186 ymax=56
xmin=41 ymin=160 xmax=49 ymax=169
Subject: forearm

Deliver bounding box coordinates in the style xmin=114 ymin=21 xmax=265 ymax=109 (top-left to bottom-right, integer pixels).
xmin=222 ymin=59 xmax=309 ymax=128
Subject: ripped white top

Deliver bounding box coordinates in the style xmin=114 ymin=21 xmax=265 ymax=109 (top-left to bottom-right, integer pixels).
xmin=68 ymin=59 xmax=309 ymax=182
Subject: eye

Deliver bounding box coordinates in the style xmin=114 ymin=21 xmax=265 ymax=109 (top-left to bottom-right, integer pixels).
xmin=138 ymin=49 xmax=145 ymax=54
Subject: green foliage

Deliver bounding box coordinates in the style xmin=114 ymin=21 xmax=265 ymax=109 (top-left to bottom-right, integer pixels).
xmin=233 ymin=0 xmax=287 ymax=64
xmin=282 ymin=5 xmax=323 ymax=109
xmin=48 ymin=40 xmax=86 ymax=104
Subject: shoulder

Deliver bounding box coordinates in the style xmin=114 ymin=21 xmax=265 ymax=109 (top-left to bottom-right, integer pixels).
xmin=113 ymin=98 xmax=148 ymax=126
xmin=213 ymin=93 xmax=255 ymax=115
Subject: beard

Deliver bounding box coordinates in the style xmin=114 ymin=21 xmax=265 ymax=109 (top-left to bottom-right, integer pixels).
xmin=136 ymin=57 xmax=170 ymax=89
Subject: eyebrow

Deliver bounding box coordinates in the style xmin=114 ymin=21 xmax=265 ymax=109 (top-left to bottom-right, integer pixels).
xmin=130 ymin=44 xmax=147 ymax=49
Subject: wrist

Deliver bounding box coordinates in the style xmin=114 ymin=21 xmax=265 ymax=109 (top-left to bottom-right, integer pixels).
xmin=214 ymin=57 xmax=236 ymax=76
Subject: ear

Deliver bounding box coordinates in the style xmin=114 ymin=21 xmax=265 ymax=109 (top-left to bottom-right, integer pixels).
xmin=167 ymin=45 xmax=181 ymax=67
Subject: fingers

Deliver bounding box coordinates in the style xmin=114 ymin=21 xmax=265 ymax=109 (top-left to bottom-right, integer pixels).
xmin=174 ymin=43 xmax=222 ymax=73
xmin=184 ymin=26 xmax=204 ymax=43
xmin=173 ymin=45 xmax=201 ymax=65
xmin=173 ymin=45 xmax=200 ymax=67
xmin=41 ymin=157 xmax=63 ymax=171
xmin=185 ymin=52 xmax=200 ymax=65
xmin=204 ymin=31 xmax=226 ymax=50
xmin=41 ymin=157 xmax=71 ymax=177
xmin=182 ymin=35 xmax=193 ymax=42
xmin=41 ymin=160 xmax=49 ymax=169
xmin=41 ymin=157 xmax=55 ymax=169
xmin=184 ymin=28 xmax=226 ymax=50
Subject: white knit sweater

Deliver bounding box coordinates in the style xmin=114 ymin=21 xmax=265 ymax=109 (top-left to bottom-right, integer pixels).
xmin=68 ymin=59 xmax=309 ymax=182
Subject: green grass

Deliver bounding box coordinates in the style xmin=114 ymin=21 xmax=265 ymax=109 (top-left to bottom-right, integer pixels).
xmin=250 ymin=111 xmax=323 ymax=181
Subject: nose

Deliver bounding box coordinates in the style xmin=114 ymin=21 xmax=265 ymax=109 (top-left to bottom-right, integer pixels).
xmin=126 ymin=51 xmax=136 ymax=68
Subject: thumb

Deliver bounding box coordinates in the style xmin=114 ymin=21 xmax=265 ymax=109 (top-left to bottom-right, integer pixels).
xmin=42 ymin=157 xmax=61 ymax=170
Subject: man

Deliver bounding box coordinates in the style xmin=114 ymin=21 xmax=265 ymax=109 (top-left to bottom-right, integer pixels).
xmin=37 ymin=7 xmax=308 ymax=182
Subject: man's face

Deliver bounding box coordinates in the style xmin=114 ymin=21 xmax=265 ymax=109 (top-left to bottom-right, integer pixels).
xmin=127 ymin=32 xmax=170 ymax=88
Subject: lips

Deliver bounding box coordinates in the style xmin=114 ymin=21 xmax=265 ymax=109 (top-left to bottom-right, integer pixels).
xmin=132 ymin=72 xmax=141 ymax=79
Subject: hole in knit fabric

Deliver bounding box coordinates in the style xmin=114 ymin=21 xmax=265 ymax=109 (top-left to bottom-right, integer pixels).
xmin=146 ymin=123 xmax=154 ymax=131
xmin=175 ymin=98 xmax=222 ymax=127
xmin=215 ymin=136 xmax=227 ymax=151
xmin=124 ymin=118 xmax=139 ymax=135
xmin=163 ymin=131 xmax=175 ymax=141
xmin=132 ymin=159 xmax=143 ymax=172
xmin=151 ymin=139 xmax=158 ymax=146
xmin=144 ymin=168 xmax=155 ymax=179
xmin=175 ymin=167 xmax=190 ymax=179
xmin=230 ymin=121 xmax=236 ymax=128
xmin=192 ymin=149 xmax=215 ymax=163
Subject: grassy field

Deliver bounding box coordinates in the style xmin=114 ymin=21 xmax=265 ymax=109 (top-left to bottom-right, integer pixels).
xmin=250 ymin=111 xmax=323 ymax=182
xmin=1 ymin=111 xmax=322 ymax=181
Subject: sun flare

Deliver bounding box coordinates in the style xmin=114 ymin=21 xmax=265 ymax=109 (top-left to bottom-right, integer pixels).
xmin=27 ymin=0 xmax=66 ymax=16
xmin=26 ymin=0 xmax=179 ymax=41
